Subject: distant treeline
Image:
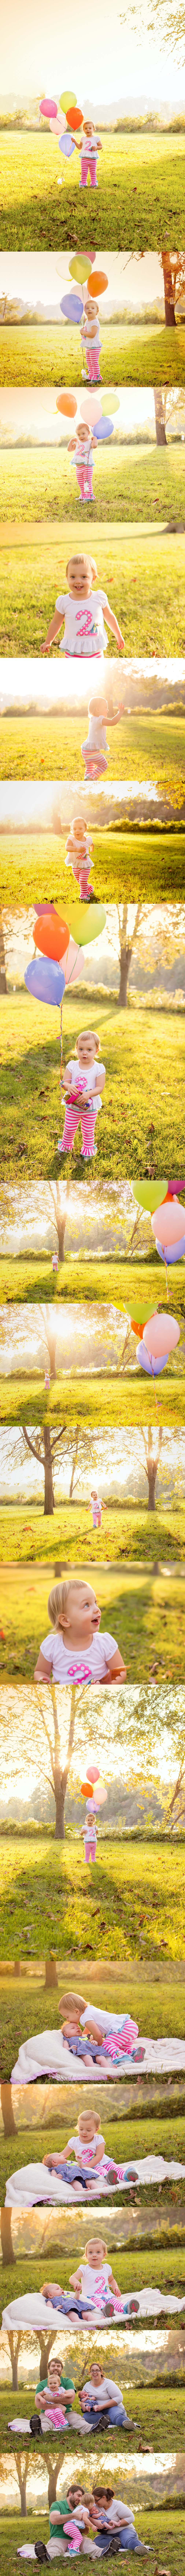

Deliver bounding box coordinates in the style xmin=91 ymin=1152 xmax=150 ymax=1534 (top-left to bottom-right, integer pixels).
xmin=1 ymin=113 xmax=185 ymax=132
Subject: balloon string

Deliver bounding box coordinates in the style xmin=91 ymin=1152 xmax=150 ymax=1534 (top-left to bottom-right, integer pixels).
xmin=150 ymin=1358 xmax=160 ymax=1425
xmin=163 ymin=1246 xmax=169 ymax=1304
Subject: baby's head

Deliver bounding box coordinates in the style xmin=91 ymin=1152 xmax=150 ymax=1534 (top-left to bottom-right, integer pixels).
xmin=62 ymin=2014 xmax=80 ymax=2036
xmin=77 ymin=2114 xmax=101 ymax=2142
xmin=75 ymin=1030 xmax=100 ymax=1066
xmin=78 ymin=421 xmax=92 ymax=441
xmin=85 ymin=2237 xmax=107 ymax=2268
xmin=91 ymin=1489 xmax=98 ymax=1501
xmin=88 ymin=697 xmax=108 ymax=720
xmin=83 ymin=119 xmax=96 ymax=135
xmin=71 ymin=819 xmax=88 ymax=845
xmin=47 ymin=1577 xmax=101 ymax=1643
xmin=84 ymin=299 xmax=99 ymax=319
xmin=66 ymin=554 xmax=97 ymax=598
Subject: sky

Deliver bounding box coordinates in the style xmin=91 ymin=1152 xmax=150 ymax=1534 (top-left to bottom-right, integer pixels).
xmin=0 ymin=2323 xmax=175 ymax=2385
xmin=1 ymin=1421 xmax=184 ymax=1501
xmin=0 ymin=1175 xmax=135 ymax=1262
xmin=0 ymin=251 xmax=166 ymax=314
xmin=1 ymin=0 xmax=185 ymax=102
xmin=1 ymin=658 xmax=184 ymax=714
xmin=0 ymin=387 xmax=164 ymax=443
xmin=0 ymin=2446 xmax=178 ymax=2510
xmin=1 ymin=1675 xmax=184 ymax=1808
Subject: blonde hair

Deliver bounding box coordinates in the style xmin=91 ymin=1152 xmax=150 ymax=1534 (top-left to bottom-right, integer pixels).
xmin=78 ymin=2113 xmax=100 ymax=2132
xmin=85 ymin=2239 xmax=107 ymax=2258
xmin=47 ymin=1577 xmax=82 ymax=1630
xmin=75 ymin=1031 xmax=100 ymax=1056
xmin=60 ymin=1991 xmax=86 ymax=2012
xmin=66 ymin=554 xmax=97 ymax=579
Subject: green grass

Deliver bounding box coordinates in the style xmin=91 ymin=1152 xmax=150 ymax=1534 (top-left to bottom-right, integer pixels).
xmin=1 ymin=829 xmax=185 ymax=909
xmin=1 ymin=990 xmax=185 ymax=1184
xmin=1 ymin=1558 xmax=185 ymax=1684
xmin=1 ymin=2241 xmax=185 ymax=2330
xmin=1 ymin=712 xmax=184 ymax=802
xmin=0 ymin=1500 xmax=185 ymax=1566
xmin=1 ymin=2385 xmax=185 ymax=2452
xmin=1 ymin=126 xmax=185 ymax=250
xmin=1 ymin=2516 xmax=185 ymax=2576
xmin=0 ymin=1372 xmax=185 ymax=1429
xmin=1 ymin=444 xmax=185 ymax=528
xmin=0 ymin=1831 xmax=185 ymax=1963
xmin=1 ymin=526 xmax=185 ymax=658
xmin=1 ymin=320 xmax=185 ymax=389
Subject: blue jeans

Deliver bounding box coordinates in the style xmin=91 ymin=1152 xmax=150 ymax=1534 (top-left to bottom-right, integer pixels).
xmin=82 ymin=2406 xmax=125 ymax=2430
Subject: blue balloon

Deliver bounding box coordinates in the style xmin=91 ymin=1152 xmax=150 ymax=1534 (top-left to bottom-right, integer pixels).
xmin=95 ymin=415 xmax=114 ymax=440
xmin=25 ymin=958 xmax=65 ymax=1006
xmin=60 ymin=292 xmax=84 ymax=322
xmin=59 ymin=131 xmax=75 ymax=157
xmin=155 ymin=1234 xmax=185 ymax=1265
xmin=136 ymin=1341 xmax=169 ymax=1377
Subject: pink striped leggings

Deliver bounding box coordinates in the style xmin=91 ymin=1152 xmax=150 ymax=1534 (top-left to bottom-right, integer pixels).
xmin=86 ymin=349 xmax=102 ymax=380
xmin=75 ymin=463 xmax=93 ymax=500
xmin=60 ymin=1102 xmax=97 ymax=1154
xmin=80 ymin=157 xmax=98 ymax=185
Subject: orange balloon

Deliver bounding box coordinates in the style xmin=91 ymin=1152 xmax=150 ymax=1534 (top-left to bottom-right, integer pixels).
xmin=34 ymin=910 xmax=69 ymax=963
xmin=56 ymin=391 xmax=77 ymax=417
xmin=131 ymin=1321 xmax=143 ymax=1339
xmin=87 ymin=269 xmax=108 ymax=295
xmin=66 ymin=105 xmax=83 ymax=128
xmin=80 ymin=1780 xmax=93 ymax=1799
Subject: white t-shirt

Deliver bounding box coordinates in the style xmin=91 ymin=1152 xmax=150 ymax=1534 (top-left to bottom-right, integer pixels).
xmin=79 ymin=2261 xmax=111 ymax=2300
xmin=55 ymin=590 xmax=109 ymax=656
xmin=91 ymin=1493 xmax=102 ymax=1512
xmin=105 ymin=2502 xmax=134 ymax=2529
xmin=68 ymin=2134 xmax=104 ymax=2161
xmin=80 ymin=134 xmax=100 ymax=156
xmin=81 ymin=2004 xmax=128 ymax=2035
xmin=84 ymin=1805 xmax=97 ymax=1836
xmin=82 ymin=324 xmax=101 ymax=348
xmin=64 ymin=1058 xmax=105 ymax=1113
xmin=83 ymin=2377 xmax=123 ymax=2403
xmin=66 ymin=839 xmax=92 ymax=864
xmin=40 ymin=1628 xmax=117 ymax=1684
xmin=73 ymin=437 xmax=94 ymax=468
xmin=87 ymin=717 xmax=108 ymax=750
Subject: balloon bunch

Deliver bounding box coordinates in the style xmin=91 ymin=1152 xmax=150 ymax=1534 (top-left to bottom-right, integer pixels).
xmin=80 ymin=1759 xmax=107 ymax=1808
xmin=39 ymin=88 xmax=84 ymax=170
xmin=57 ymin=253 xmax=108 ymax=333
xmin=127 ymin=1296 xmax=180 ymax=1392
xmin=56 ymin=383 xmax=120 ymax=445
xmin=24 ymin=902 xmax=106 ymax=1094
xmin=134 ymin=1180 xmax=185 ymax=1299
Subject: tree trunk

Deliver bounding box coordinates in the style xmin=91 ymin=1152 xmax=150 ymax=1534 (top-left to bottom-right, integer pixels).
xmin=118 ymin=946 xmax=131 ymax=1008
xmin=0 ymin=2083 xmax=16 ymax=2136
xmin=8 ymin=2332 xmax=22 ymax=2390
xmin=45 ymin=1956 xmax=58 ymax=1989
xmin=38 ymin=2332 xmax=56 ymax=2381
xmin=15 ymin=2460 xmax=29 ymax=2518
xmin=43 ymin=1427 xmax=55 ymax=1517
xmin=69 ymin=1427 xmax=79 ymax=1500
xmin=162 ymin=253 xmax=176 ymax=326
xmin=0 ymin=912 xmax=7 ymax=992
xmin=54 ymin=1767 xmax=67 ymax=1841
xmin=46 ymin=1334 xmax=57 ymax=1380
xmin=0 ymin=2207 xmax=15 ymax=2263
xmin=147 ymin=1464 xmax=158 ymax=1511
xmin=14 ymin=1961 xmax=21 ymax=1976
xmin=47 ymin=2460 xmax=58 ymax=2509
xmin=57 ymin=1215 xmax=67 ymax=1262
xmin=153 ymin=389 xmax=167 ymax=445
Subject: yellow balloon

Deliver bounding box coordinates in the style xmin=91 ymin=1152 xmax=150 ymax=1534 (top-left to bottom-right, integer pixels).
xmin=59 ymin=89 xmax=77 ymax=109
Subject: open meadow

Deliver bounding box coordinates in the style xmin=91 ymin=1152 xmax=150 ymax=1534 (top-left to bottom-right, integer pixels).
xmin=0 ymin=525 xmax=184 ymax=657
xmin=1 ymin=2384 xmax=185 ymax=2453
xmin=1 ymin=2514 xmax=185 ymax=2576
xmin=0 ymin=714 xmax=185 ymax=811
xmin=1 ymin=828 xmax=185 ymax=908
xmin=1 ymin=443 xmax=185 ymax=527
xmin=1 ymin=320 xmax=185 ymax=388
xmin=1 ymin=126 xmax=185 ymax=252
xmin=1 ymin=990 xmax=185 ymax=1184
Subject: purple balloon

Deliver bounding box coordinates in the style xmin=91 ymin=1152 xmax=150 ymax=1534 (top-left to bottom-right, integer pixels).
xmin=136 ymin=1341 xmax=169 ymax=1377
xmin=59 ymin=131 xmax=75 ymax=157
xmin=156 ymin=1233 xmax=185 ymax=1265
xmin=60 ymin=291 xmax=84 ymax=322
xmin=95 ymin=414 xmax=114 ymax=440
xmin=25 ymin=958 xmax=65 ymax=1006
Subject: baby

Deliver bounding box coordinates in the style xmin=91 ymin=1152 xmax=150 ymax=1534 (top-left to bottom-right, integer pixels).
xmin=80 ymin=299 xmax=102 ymax=385
xmin=58 ymin=1028 xmax=105 ymax=1163
xmin=42 ymin=2237 xmax=123 ymax=2323
xmin=81 ymin=695 xmax=122 ymax=780
xmin=65 ymin=821 xmax=94 ymax=901
xmin=32 ymin=2356 xmax=74 ymax=2436
xmin=41 ymin=554 xmax=125 ymax=660
xmin=67 ymin=421 xmax=98 ymax=506
xmin=34 ymin=1576 xmax=127 ymax=1688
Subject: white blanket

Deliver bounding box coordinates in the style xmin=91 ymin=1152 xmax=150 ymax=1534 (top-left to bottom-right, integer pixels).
xmin=3 ymin=2287 xmax=185 ymax=2329
xmin=10 ymin=2031 xmax=185 ymax=2083
xmin=5 ymin=2153 xmax=185 ymax=2208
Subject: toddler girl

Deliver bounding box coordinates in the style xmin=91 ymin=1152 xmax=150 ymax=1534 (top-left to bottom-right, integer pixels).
xmin=58 ymin=1029 xmax=105 ymax=1162
xmin=43 ymin=2114 xmax=105 ymax=2193
xmin=78 ymin=121 xmax=103 ymax=189
xmin=34 ymin=1575 xmax=126 ymax=1688
xmin=90 ymin=1490 xmax=106 ymax=1528
xmin=67 ymin=422 xmax=97 ymax=505
xmin=42 ymin=554 xmax=125 ymax=659
xmin=81 ymin=299 xmax=102 ymax=384
xmin=81 ymin=695 xmax=122 ymax=780
xmin=81 ymin=1791 xmax=98 ymax=1866
xmin=65 ymin=821 xmax=94 ymax=902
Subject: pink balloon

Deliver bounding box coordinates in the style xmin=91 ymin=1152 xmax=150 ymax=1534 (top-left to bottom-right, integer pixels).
xmin=64 ymin=936 xmax=84 ymax=988
xmin=151 ymin=1196 xmax=185 ymax=1245
xmin=143 ymin=1312 xmax=180 ymax=1357
xmin=87 ymin=1762 xmax=100 ymax=1783
xmin=94 ymin=1780 xmax=107 ymax=1807
xmin=79 ymin=395 xmax=103 ymax=426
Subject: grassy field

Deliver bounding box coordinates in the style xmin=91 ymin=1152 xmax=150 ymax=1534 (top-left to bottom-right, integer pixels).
xmin=1 ymin=990 xmax=185 ymax=1184
xmin=1 ymin=526 xmax=185 ymax=658
xmin=1 ymin=444 xmax=185 ymax=528
xmin=1 ymin=829 xmax=185 ymax=909
xmin=1 ymin=320 xmax=185 ymax=389
xmin=0 ymin=1371 xmax=185 ymax=1430
xmin=1 ymin=712 xmax=185 ymax=805
xmin=2 ymin=2100 xmax=185 ymax=2204
xmin=1 ymin=1559 xmax=185 ymax=1680
xmin=1 ymin=2385 xmax=185 ymax=2452
xmin=1 ymin=2240 xmax=185 ymax=2327
xmin=0 ymin=1500 xmax=185 ymax=1566
xmin=1 ymin=126 xmax=185 ymax=251
xmin=1 ymin=1958 xmax=185 ymax=2057
xmin=1 ymin=2516 xmax=185 ymax=2576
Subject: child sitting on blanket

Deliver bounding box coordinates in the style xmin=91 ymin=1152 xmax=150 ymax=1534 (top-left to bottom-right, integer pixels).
xmin=42 ymin=2114 xmax=105 ymax=2191
xmin=34 ymin=1577 xmax=127 ymax=1689
xmin=59 ymin=1029 xmax=105 ymax=1163
xmin=42 ymin=2238 xmax=124 ymax=2320
xmin=65 ymin=822 xmax=94 ymax=902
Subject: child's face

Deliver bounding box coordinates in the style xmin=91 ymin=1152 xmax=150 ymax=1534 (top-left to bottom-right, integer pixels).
xmin=79 ymin=423 xmax=91 ymax=441
xmin=88 ymin=699 xmax=108 ymax=720
xmin=78 ymin=2118 xmax=95 ymax=2142
xmin=85 ymin=300 xmax=98 ymax=318
xmin=77 ymin=1036 xmax=97 ymax=1066
xmin=60 ymin=1582 xmax=101 ymax=1643
xmin=62 ymin=2014 xmax=80 ymax=2036
xmin=72 ymin=824 xmax=87 ymax=845
xmin=47 ymin=2363 xmax=61 ymax=2389
xmin=67 ymin=560 xmax=95 ymax=598
xmin=86 ymin=2240 xmax=105 ymax=2267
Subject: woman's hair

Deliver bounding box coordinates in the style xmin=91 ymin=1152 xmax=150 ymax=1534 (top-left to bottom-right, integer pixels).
xmin=93 ymin=2490 xmax=114 ymax=2503
xmin=75 ymin=1031 xmax=100 ymax=1056
xmin=66 ymin=554 xmax=97 ymax=579
xmin=47 ymin=1578 xmax=82 ymax=1630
